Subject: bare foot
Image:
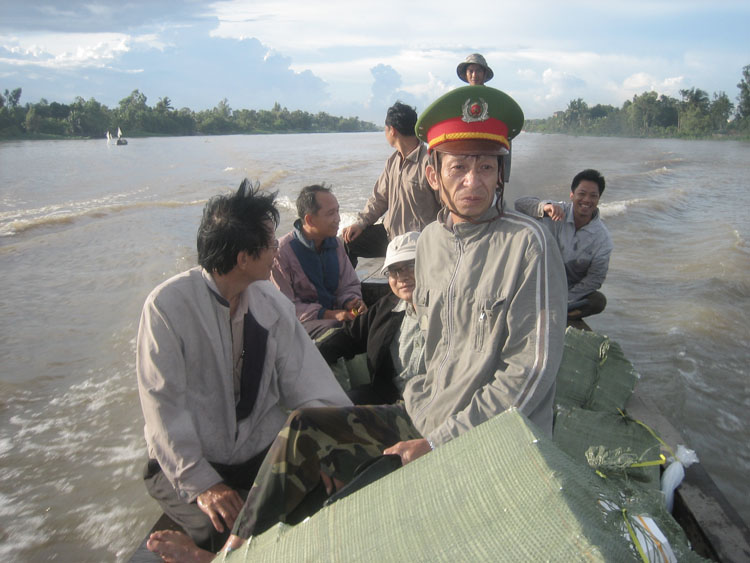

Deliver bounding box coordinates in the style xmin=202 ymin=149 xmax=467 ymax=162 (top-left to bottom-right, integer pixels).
xmin=146 ymin=530 xmax=215 ymax=563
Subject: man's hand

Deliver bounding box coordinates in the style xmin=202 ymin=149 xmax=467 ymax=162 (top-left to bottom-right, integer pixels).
xmin=344 ymin=298 xmax=367 ymax=316
xmin=320 ymin=470 xmax=346 ymax=496
xmin=542 ymin=203 xmax=564 ymax=221
xmin=342 ymin=224 xmax=364 ymax=243
xmin=196 ymin=483 xmax=244 ymax=533
xmin=383 ymin=439 xmax=432 ymax=465
xmin=323 ymin=309 xmax=356 ymax=322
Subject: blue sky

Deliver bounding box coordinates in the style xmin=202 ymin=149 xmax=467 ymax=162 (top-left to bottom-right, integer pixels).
xmin=0 ymin=1 xmax=748 ymax=122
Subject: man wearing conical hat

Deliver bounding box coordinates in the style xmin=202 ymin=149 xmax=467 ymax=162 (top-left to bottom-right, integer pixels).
xmin=457 ymin=53 xmax=494 ymax=85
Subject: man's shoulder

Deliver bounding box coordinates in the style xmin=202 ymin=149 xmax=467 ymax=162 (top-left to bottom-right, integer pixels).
xmin=416 ymin=218 xmax=446 ymax=243
xmin=146 ymin=267 xmax=204 ymax=305
xmin=275 ymin=231 xmax=299 ymax=262
xmin=278 ymin=230 xmax=296 ymax=247
xmin=410 ymin=142 xmax=428 ymax=162
xmin=501 ymin=209 xmax=546 ymax=230
xmin=246 ymin=280 xmax=295 ymax=324
xmin=498 ymin=210 xmax=558 ymax=246
xmin=383 ymin=148 xmax=402 ymax=167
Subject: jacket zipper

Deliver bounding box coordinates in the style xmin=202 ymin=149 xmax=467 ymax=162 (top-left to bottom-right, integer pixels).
xmin=414 ymin=234 xmax=463 ymax=420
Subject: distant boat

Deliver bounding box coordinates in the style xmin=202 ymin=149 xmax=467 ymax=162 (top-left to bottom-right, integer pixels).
xmin=107 ymin=128 xmax=128 ymax=145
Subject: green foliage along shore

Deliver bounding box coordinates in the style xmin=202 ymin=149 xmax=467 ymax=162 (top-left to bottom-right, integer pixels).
xmin=526 ymin=64 xmax=750 ymax=139
xmin=0 ymin=89 xmax=380 ymax=140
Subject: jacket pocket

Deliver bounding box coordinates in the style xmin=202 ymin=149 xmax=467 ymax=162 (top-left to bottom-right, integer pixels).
xmin=414 ymin=290 xmax=430 ymax=333
xmin=472 ymin=297 xmax=506 ymax=353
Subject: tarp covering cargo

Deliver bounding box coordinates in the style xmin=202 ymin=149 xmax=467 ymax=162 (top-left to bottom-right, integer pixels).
xmin=218 ymin=329 xmax=703 ymax=562
xmin=554 ymin=328 xmax=639 ymax=411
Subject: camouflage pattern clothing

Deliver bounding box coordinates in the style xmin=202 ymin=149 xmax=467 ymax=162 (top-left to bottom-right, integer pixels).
xmin=232 ymin=403 xmax=420 ymax=538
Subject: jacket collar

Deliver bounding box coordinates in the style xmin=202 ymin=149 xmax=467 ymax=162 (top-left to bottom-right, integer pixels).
xmin=565 ymin=201 xmax=601 ymax=229
xmin=437 ymin=201 xmax=501 ymax=234
xmin=292 ymin=219 xmax=338 ymax=252
xmin=200 ymin=267 xmax=280 ymax=328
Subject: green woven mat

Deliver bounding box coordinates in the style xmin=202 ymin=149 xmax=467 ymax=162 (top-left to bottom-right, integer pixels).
xmin=554 ymin=328 xmax=639 ymax=411
xmin=553 ymin=406 xmax=662 ymax=488
xmin=221 ymin=409 xmax=703 ymax=562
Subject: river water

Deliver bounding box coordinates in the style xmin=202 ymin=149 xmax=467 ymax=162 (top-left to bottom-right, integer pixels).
xmin=1 ymin=132 xmax=748 ymax=561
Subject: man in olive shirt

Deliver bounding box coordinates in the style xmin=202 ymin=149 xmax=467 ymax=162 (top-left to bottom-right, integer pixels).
xmin=342 ymin=101 xmax=441 ymax=267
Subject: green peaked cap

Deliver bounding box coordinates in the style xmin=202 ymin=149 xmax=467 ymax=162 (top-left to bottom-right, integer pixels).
xmin=416 ymin=86 xmax=524 ymax=153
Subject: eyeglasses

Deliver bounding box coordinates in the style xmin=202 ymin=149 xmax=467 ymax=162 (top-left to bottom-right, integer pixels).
xmin=385 ymin=263 xmax=415 ymax=278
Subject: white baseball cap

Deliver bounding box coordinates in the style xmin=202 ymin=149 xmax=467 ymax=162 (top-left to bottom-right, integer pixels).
xmin=381 ymin=231 xmax=420 ymax=275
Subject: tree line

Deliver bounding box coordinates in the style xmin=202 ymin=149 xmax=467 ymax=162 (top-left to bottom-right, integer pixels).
xmin=525 ymin=65 xmax=750 ymax=139
xmin=0 ymin=89 xmax=380 ymax=139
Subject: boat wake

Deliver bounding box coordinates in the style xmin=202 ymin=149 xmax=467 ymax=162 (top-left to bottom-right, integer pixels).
xmin=0 ymin=198 xmax=206 ymax=238
xmin=599 ymin=186 xmax=688 ymax=218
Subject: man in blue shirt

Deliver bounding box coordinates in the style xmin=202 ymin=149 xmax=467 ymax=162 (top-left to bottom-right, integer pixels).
xmin=271 ymin=185 xmax=366 ymax=338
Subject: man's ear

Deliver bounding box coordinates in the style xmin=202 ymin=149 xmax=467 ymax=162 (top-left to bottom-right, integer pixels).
xmin=569 ymin=190 xmax=575 ymax=202
xmin=236 ymin=250 xmax=249 ymax=270
xmin=303 ymin=213 xmax=314 ymax=227
xmin=425 ymin=164 xmax=440 ymax=192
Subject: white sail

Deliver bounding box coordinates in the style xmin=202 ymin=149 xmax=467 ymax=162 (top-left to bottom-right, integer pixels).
xmin=117 ymin=127 xmax=123 ymax=138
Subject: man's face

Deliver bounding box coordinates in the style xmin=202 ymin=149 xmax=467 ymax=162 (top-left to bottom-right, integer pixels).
xmin=384 ymin=125 xmax=396 ymax=147
xmin=243 ymin=221 xmax=278 ymax=282
xmin=426 ymin=153 xmax=499 ymax=222
xmin=386 ymin=260 xmax=416 ymax=303
xmin=466 ymin=64 xmax=486 ymax=85
xmin=306 ymin=191 xmax=341 ymax=239
xmin=570 ymin=179 xmax=601 ymax=224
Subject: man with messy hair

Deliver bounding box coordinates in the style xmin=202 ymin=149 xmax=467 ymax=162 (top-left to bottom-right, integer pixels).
xmin=137 ymin=179 xmax=350 ymax=556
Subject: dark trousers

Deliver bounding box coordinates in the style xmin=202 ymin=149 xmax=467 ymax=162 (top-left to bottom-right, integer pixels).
xmin=345 ymin=224 xmax=389 ymax=267
xmin=143 ymin=448 xmax=269 ymax=552
xmin=568 ymin=290 xmax=607 ymax=319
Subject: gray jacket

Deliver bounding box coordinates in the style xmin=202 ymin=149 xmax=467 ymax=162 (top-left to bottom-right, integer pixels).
xmin=405 ymin=206 xmax=567 ymax=446
xmin=137 ymin=268 xmax=351 ymax=502
xmin=514 ymin=197 xmax=613 ymax=303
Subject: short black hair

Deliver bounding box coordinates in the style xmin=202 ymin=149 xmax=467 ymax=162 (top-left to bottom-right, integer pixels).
xmin=296 ymin=184 xmax=331 ymax=220
xmin=197 ymin=178 xmax=279 ymax=275
xmin=385 ymin=101 xmax=418 ymax=137
xmin=571 ymin=169 xmax=605 ymax=195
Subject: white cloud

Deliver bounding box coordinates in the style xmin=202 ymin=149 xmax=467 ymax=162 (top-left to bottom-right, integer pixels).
xmin=0 ymin=32 xmax=130 ymax=67
xmin=1 ymin=0 xmax=744 ymax=120
xmin=622 ymin=72 xmax=654 ymax=91
xmin=621 ymin=72 xmax=686 ymax=97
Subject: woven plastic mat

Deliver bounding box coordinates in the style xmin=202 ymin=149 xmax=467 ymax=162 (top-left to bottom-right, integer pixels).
xmin=555 ymin=328 xmax=639 ymax=411
xmin=222 ymin=409 xmax=703 ymax=562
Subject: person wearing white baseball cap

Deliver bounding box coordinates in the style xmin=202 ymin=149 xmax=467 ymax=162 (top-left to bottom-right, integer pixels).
xmin=319 ymin=231 xmax=424 ymax=404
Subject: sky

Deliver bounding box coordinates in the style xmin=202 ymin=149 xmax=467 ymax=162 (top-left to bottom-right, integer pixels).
xmin=0 ymin=1 xmax=748 ymax=122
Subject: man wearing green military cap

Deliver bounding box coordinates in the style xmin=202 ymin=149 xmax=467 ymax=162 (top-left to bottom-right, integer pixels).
xmin=145 ymin=87 xmax=567 ymax=563
xmin=405 ymin=85 xmax=567 ymax=451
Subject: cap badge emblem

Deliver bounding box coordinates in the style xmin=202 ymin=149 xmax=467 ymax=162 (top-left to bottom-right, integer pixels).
xmin=462 ymin=98 xmax=489 ymax=123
